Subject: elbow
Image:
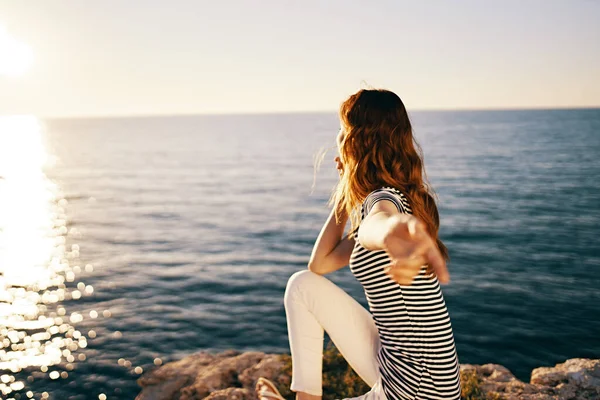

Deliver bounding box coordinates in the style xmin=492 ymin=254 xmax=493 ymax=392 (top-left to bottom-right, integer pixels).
xmin=307 ymin=259 xmax=327 ymax=275
xmin=307 ymin=262 xmax=322 ymax=275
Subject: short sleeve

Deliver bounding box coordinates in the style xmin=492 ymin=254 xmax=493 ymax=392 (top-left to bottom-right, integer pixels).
xmin=362 ymin=187 xmax=409 ymax=218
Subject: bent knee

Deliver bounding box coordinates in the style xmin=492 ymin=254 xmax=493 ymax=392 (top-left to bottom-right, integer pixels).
xmin=286 ymin=269 xmax=320 ymax=291
xmin=284 ymin=269 xmax=322 ymax=303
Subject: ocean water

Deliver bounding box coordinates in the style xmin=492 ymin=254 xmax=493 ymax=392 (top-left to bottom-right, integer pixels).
xmin=0 ymin=109 xmax=599 ymax=399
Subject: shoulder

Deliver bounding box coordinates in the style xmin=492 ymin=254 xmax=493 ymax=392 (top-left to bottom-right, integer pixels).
xmin=362 ymin=186 xmax=412 ymax=216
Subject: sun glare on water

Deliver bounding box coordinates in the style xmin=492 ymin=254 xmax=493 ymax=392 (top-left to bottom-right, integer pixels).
xmin=0 ymin=116 xmax=98 ymax=396
xmin=0 ymin=25 xmax=33 ymax=77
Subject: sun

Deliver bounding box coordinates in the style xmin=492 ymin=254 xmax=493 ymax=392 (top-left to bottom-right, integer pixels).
xmin=0 ymin=25 xmax=34 ymax=77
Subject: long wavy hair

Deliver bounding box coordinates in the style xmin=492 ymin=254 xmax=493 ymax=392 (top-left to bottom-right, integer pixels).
xmin=313 ymin=88 xmax=449 ymax=278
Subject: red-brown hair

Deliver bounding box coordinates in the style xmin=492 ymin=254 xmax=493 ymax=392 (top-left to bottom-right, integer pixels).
xmin=314 ymin=88 xmax=449 ymax=277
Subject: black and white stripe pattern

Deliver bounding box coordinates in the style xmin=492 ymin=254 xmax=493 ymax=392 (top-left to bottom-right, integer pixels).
xmin=350 ymin=187 xmax=461 ymax=400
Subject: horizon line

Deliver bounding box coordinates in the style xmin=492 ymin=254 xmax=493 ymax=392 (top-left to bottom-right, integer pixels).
xmin=2 ymin=105 xmax=599 ymax=120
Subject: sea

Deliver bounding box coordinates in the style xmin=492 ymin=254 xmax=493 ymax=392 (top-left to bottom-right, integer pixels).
xmin=0 ymin=109 xmax=599 ymax=399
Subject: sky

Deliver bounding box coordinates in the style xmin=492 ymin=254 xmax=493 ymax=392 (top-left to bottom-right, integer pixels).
xmin=0 ymin=0 xmax=599 ymax=117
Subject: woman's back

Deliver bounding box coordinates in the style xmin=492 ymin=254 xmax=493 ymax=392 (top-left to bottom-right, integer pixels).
xmin=350 ymin=186 xmax=461 ymax=400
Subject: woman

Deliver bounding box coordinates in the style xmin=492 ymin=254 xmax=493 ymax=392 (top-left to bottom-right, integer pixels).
xmin=256 ymin=89 xmax=461 ymax=400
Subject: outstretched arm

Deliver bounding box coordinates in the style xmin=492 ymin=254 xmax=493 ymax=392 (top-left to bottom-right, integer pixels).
xmin=359 ymin=197 xmax=449 ymax=285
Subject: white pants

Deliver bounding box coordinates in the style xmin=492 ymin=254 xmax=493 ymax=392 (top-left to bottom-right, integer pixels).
xmin=284 ymin=269 xmax=387 ymax=400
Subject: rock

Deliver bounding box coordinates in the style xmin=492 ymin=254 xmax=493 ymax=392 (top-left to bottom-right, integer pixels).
xmin=238 ymin=354 xmax=287 ymax=388
xmin=136 ymin=350 xmax=286 ymax=400
xmin=138 ymin=350 xmax=599 ymax=400
xmin=460 ymin=358 xmax=600 ymax=400
xmin=203 ymin=388 xmax=251 ymax=399
xmin=530 ymin=358 xmax=600 ymax=399
xmin=460 ymin=363 xmax=545 ymax=399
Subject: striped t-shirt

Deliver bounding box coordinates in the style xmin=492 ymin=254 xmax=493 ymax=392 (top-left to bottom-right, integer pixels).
xmin=349 ymin=186 xmax=461 ymax=400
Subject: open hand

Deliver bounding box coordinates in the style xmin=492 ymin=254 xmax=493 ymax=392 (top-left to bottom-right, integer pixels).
xmin=382 ymin=214 xmax=449 ymax=285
